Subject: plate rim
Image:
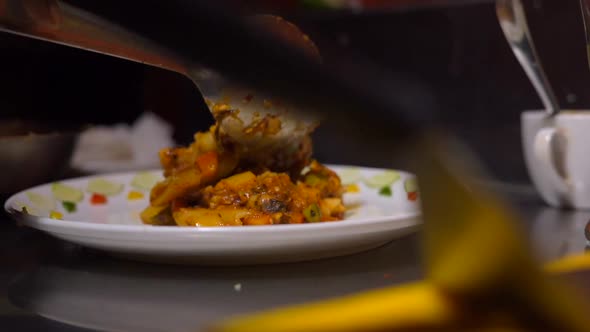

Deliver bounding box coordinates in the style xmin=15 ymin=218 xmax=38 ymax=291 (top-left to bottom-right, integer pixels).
xmin=4 ymin=164 xmax=422 ymax=235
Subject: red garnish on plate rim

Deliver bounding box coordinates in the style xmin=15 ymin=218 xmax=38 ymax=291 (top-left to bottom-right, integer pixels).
xmin=90 ymin=193 xmax=107 ymax=205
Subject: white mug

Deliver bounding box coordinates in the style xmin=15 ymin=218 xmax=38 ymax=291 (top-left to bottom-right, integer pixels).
xmin=522 ymin=110 xmax=590 ymax=209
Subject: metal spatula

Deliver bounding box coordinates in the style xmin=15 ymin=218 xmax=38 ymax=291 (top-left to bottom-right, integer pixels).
xmin=0 ymin=0 xmax=317 ymax=171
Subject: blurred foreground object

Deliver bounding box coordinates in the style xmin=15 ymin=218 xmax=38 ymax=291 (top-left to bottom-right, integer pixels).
xmin=210 ymin=136 xmax=590 ymax=332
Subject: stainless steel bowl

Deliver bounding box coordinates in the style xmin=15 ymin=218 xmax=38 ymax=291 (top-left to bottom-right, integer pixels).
xmin=0 ymin=121 xmax=79 ymax=195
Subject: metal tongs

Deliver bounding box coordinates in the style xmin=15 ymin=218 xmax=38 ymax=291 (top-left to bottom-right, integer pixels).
xmin=2 ymin=1 xmax=590 ymax=331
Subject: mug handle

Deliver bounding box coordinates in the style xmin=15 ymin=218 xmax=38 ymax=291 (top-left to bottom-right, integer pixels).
xmin=533 ymin=127 xmax=568 ymax=194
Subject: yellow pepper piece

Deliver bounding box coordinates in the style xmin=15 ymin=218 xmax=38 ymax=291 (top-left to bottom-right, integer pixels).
xmin=127 ymin=191 xmax=145 ymax=200
xmin=345 ymin=184 xmax=359 ymax=193
xmin=49 ymin=211 xmax=63 ymax=220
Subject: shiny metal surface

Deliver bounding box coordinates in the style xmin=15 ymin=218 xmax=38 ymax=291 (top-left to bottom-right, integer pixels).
xmin=0 ymin=1 xmax=316 ymax=164
xmin=497 ymin=0 xmax=559 ymax=115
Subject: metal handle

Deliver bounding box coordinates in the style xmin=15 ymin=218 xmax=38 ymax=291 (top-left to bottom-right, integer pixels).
xmin=579 ymin=0 xmax=590 ymax=68
xmin=496 ymin=0 xmax=559 ymax=115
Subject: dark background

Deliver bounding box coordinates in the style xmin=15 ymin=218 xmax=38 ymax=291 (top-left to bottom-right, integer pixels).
xmin=0 ymin=0 xmax=587 ymax=184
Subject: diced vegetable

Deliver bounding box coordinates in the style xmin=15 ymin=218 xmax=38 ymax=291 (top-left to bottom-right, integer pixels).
xmin=131 ymin=172 xmax=162 ymax=191
xmin=87 ymin=178 xmax=124 ymax=196
xmin=62 ymin=201 xmax=77 ymax=213
xmin=26 ymin=192 xmax=56 ymax=211
xmin=49 ymin=211 xmax=63 ymax=220
xmin=140 ymin=204 xmax=169 ymax=223
xmin=345 ymin=184 xmax=360 ymax=193
xmin=90 ymin=193 xmax=107 ymax=205
xmin=196 ymin=151 xmax=219 ymax=179
xmin=319 ymin=198 xmax=344 ymax=218
xmin=303 ymin=203 xmax=321 ymax=222
xmin=52 ymin=183 xmax=84 ymax=202
xmin=218 ymin=209 xmax=250 ymax=225
xmin=290 ymin=212 xmax=304 ymax=224
xmin=408 ymin=191 xmax=419 ymax=202
xmin=173 ymin=207 xmax=231 ymax=226
xmin=222 ymin=171 xmax=256 ymax=190
xmin=338 ymin=168 xmax=362 ymax=185
xmin=127 ymin=191 xmax=145 ymax=200
xmin=379 ymin=186 xmax=392 ymax=197
xmin=243 ymin=214 xmax=273 ymax=226
xmin=304 ymin=173 xmax=323 ymax=186
xmin=150 ymin=169 xmax=202 ymax=206
xmin=195 ymin=131 xmax=217 ymax=153
xmin=363 ymin=170 xmax=401 ymax=188
xmin=158 ymin=148 xmax=177 ymax=170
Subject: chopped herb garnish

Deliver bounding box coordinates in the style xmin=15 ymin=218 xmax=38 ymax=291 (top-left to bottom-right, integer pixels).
xmin=379 ymin=186 xmax=392 ymax=197
xmin=303 ymin=203 xmax=321 ymax=222
xmin=62 ymin=201 xmax=76 ymax=213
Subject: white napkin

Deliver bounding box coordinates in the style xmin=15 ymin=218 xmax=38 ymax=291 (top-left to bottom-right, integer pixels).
xmin=71 ymin=112 xmax=175 ymax=173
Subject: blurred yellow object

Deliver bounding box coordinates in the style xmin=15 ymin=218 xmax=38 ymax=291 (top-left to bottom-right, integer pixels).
xmin=416 ymin=138 xmax=590 ymax=331
xmin=210 ymin=137 xmax=590 ymax=332
xmin=214 ymin=282 xmax=462 ymax=332
xmin=212 ymin=252 xmax=590 ymax=332
xmin=545 ymin=252 xmax=590 ymax=274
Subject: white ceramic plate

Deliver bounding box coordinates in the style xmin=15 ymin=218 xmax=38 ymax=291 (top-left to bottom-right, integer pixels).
xmin=4 ymin=165 xmax=421 ymax=265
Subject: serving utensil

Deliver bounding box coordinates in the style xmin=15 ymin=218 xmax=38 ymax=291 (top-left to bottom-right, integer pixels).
xmin=0 ymin=1 xmax=317 ymax=171
xmin=497 ymin=0 xmax=559 ymax=115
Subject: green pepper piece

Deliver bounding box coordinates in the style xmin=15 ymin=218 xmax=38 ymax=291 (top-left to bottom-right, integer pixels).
xmin=304 ymin=174 xmax=323 ymax=186
xmin=379 ymin=186 xmax=392 ymax=197
xmin=303 ymin=203 xmax=321 ymax=222
xmin=62 ymin=201 xmax=77 ymax=213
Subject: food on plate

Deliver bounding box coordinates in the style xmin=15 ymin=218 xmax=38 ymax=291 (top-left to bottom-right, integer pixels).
xmin=141 ymin=125 xmax=345 ymax=227
xmin=140 ymin=15 xmax=345 ymax=227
